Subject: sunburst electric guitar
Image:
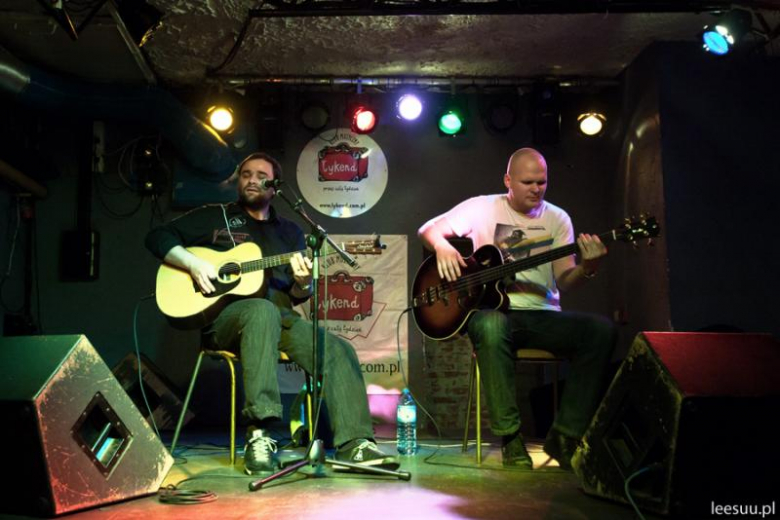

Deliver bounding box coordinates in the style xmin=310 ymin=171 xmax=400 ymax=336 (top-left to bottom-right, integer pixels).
xmin=411 ymin=216 xmax=660 ymax=340
xmin=156 ymin=238 xmax=383 ymax=329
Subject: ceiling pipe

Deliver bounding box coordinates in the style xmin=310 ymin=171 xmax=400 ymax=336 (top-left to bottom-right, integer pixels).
xmin=205 ymin=75 xmax=620 ymax=90
xmin=248 ymin=0 xmax=752 ymax=18
xmin=0 ymin=46 xmax=236 ymax=181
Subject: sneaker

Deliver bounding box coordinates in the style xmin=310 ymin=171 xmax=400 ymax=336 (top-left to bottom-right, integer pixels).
xmin=244 ymin=429 xmax=279 ymax=475
xmin=543 ymin=428 xmax=579 ymax=471
xmin=501 ymin=432 xmax=533 ymax=469
xmin=333 ymin=439 xmax=400 ymax=472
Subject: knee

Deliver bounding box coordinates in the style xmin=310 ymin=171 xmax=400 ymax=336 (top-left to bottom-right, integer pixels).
xmin=240 ymin=299 xmax=281 ymax=325
xmin=587 ymin=315 xmax=617 ymax=356
xmin=325 ymin=335 xmax=359 ymax=363
xmin=467 ymin=310 xmax=509 ymax=345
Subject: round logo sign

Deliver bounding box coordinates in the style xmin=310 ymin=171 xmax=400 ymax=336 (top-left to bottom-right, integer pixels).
xmin=296 ymin=128 xmax=388 ymax=218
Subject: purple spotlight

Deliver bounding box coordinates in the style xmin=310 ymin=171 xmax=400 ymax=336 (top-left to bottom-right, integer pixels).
xmin=397 ymin=94 xmax=423 ymax=121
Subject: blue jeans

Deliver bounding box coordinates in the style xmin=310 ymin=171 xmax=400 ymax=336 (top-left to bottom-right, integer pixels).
xmin=211 ymin=298 xmax=374 ymax=446
xmin=467 ymin=309 xmax=616 ymax=438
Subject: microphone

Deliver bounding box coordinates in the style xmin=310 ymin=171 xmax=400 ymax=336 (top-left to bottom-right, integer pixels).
xmin=260 ymin=179 xmax=283 ymax=189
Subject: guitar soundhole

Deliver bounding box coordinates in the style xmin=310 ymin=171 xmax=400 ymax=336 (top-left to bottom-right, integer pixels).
xmin=219 ymin=262 xmax=241 ymax=282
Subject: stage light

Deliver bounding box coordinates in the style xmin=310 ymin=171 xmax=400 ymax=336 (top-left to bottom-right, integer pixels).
xmin=438 ymin=111 xmax=462 ymax=135
xmin=437 ymin=103 xmax=466 ymax=137
xmin=351 ymin=106 xmax=378 ymax=134
xmin=397 ymin=94 xmax=423 ymax=121
xmin=300 ymin=101 xmax=330 ymax=132
xmin=207 ymin=105 xmax=235 ymax=133
xmin=532 ymin=83 xmax=560 ymax=145
xmin=578 ymin=112 xmax=606 ymax=137
xmin=701 ymin=9 xmax=752 ymax=55
xmin=485 ymin=102 xmax=517 ymax=133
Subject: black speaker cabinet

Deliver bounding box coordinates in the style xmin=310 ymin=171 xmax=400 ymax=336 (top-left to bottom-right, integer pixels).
xmin=0 ymin=335 xmax=174 ymax=516
xmin=112 ymin=352 xmax=194 ymax=430
xmin=573 ymin=332 xmax=780 ymax=517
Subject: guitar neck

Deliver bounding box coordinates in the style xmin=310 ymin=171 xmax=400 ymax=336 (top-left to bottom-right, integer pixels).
xmin=492 ymin=229 xmax=618 ymax=281
xmin=240 ymin=249 xmax=307 ymax=274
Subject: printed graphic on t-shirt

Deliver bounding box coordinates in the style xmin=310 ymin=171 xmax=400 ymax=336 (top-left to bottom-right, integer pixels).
xmin=494 ymin=223 xmax=554 ymax=264
xmin=228 ymin=216 xmax=247 ymax=228
xmin=213 ymin=228 xmax=250 ymax=247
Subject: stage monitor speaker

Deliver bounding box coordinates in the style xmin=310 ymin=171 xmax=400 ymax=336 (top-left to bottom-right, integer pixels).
xmin=112 ymin=352 xmax=194 ymax=430
xmin=0 ymin=335 xmax=174 ymax=516
xmin=573 ymin=332 xmax=780 ymax=517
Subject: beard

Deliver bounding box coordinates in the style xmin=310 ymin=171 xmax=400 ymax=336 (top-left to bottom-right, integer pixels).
xmin=238 ymin=188 xmax=272 ymax=210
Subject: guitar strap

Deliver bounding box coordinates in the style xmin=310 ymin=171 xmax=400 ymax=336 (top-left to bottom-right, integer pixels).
xmin=221 ymin=204 xmax=237 ymax=248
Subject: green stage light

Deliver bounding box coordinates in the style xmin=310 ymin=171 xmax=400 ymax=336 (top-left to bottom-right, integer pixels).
xmin=438 ymin=109 xmax=464 ymax=136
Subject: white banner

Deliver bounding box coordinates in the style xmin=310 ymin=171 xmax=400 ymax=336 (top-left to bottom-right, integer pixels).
xmin=277 ymin=235 xmax=408 ymax=394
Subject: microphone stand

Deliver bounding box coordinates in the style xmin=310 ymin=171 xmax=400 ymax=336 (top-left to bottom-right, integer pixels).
xmin=249 ymin=181 xmax=411 ymax=491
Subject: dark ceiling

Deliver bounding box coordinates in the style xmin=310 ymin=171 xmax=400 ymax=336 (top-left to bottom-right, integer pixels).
xmin=1 ymin=0 xmax=779 ymax=92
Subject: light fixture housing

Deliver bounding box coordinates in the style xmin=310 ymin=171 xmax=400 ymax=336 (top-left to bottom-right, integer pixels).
xmin=437 ymin=99 xmax=467 ymax=137
xmin=397 ymin=94 xmax=423 ymax=121
xmin=207 ymin=105 xmax=235 ymax=133
xmin=577 ymin=112 xmax=607 ymax=137
xmin=351 ymin=105 xmax=378 ymax=134
xmin=701 ymin=9 xmax=753 ymax=55
xmin=300 ymin=101 xmax=330 ymax=132
xmin=485 ymin=101 xmax=517 ymax=133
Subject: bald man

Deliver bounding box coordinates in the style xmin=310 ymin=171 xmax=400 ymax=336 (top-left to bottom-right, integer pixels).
xmin=418 ymin=148 xmax=616 ymax=470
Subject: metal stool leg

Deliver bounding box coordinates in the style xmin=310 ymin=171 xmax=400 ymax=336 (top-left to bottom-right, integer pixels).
xmin=475 ymin=361 xmax=482 ymax=464
xmin=222 ymin=354 xmax=237 ymax=466
xmin=462 ymin=353 xmax=477 ymax=453
xmin=170 ymin=350 xmax=206 ymax=458
xmin=552 ymin=362 xmax=559 ymax=417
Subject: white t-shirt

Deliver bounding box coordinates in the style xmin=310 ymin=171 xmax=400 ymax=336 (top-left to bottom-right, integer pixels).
xmin=432 ymin=195 xmax=574 ymax=311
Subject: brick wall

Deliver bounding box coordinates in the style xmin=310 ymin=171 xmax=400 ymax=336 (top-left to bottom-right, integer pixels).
xmin=422 ymin=334 xmax=553 ymax=440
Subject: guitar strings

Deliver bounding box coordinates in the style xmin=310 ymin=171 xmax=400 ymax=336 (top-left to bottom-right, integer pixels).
xmin=419 ymin=230 xmax=617 ymax=301
xmin=215 ymin=250 xmax=308 ymax=276
xmin=213 ymin=239 xmax=376 ymax=277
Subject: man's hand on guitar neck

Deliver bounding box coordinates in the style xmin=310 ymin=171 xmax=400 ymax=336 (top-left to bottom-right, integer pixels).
xmin=576 ymin=233 xmax=608 ymax=276
xmin=164 ymin=245 xmax=219 ymax=294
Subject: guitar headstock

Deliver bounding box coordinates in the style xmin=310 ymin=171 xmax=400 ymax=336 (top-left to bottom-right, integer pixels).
xmin=614 ymin=214 xmax=660 ymax=247
xmin=343 ymin=235 xmax=386 ymax=255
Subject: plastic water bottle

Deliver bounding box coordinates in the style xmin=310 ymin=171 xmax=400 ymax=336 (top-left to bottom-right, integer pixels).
xmin=396 ymin=388 xmax=418 ymax=455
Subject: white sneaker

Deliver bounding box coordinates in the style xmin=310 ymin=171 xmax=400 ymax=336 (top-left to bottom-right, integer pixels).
xmin=243 ymin=429 xmax=278 ymax=475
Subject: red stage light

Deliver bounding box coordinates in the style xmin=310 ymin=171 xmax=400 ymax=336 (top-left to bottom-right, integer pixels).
xmin=351 ymin=106 xmax=378 ymax=134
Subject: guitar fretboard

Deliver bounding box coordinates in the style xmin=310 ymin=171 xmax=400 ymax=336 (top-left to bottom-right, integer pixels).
xmin=242 ymin=249 xmax=308 ymax=273
xmin=488 ymin=229 xmax=616 ymax=283
xmin=415 ymin=229 xmax=618 ymax=306
xmin=216 ymin=249 xmax=308 ymax=276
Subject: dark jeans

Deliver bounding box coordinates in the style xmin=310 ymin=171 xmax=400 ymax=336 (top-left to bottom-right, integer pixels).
xmin=211 ymin=298 xmax=374 ymax=446
xmin=467 ymin=309 xmax=616 ymax=439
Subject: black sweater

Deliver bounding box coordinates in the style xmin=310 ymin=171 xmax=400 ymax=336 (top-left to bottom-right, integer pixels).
xmin=145 ymin=202 xmax=309 ymax=309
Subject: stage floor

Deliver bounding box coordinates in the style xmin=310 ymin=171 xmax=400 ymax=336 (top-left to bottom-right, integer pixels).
xmin=4 ymin=429 xmax=650 ymax=520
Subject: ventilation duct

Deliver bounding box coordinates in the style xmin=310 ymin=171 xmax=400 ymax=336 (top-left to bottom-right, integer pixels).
xmin=0 ymin=47 xmax=236 ymax=181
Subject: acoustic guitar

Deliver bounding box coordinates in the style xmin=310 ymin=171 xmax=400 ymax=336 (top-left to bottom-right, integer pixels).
xmin=411 ymin=216 xmax=660 ymax=340
xmin=156 ymin=238 xmax=382 ymax=329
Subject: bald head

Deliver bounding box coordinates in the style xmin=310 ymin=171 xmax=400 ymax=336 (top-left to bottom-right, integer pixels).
xmin=504 ymin=147 xmax=548 ymax=214
xmin=506 ymin=148 xmax=547 ymax=177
